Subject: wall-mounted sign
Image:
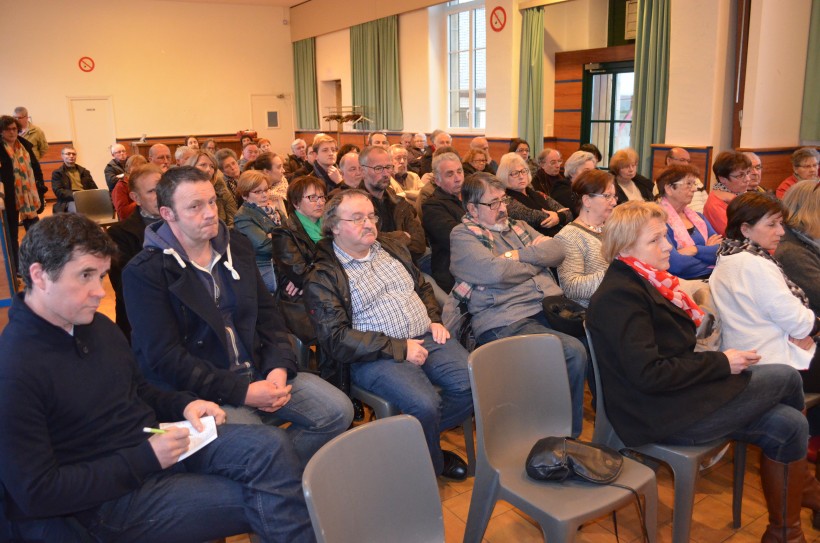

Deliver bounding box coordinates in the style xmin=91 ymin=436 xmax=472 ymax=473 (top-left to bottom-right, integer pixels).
xmin=490 ymin=6 xmax=507 ymax=32
xmin=78 ymin=57 xmax=95 ymax=72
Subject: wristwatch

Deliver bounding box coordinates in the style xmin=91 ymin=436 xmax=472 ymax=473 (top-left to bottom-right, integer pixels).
xmin=503 ymin=251 xmax=513 ymax=259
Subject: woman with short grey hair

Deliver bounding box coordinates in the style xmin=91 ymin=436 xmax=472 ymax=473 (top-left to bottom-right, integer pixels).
xmin=776 ymin=147 xmax=820 ymax=198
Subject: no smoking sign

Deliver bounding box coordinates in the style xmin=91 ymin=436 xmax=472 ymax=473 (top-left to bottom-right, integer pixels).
xmin=78 ymin=56 xmax=95 ymax=73
xmin=490 ymin=6 xmax=506 ymax=32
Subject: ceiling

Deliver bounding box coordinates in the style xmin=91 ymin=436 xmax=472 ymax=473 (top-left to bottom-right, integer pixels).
xmin=155 ymin=0 xmax=306 ymax=7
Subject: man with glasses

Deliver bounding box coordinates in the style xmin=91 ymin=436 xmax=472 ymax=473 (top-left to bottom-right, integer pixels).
xmin=13 ymin=106 xmax=48 ymax=159
xmin=104 ymin=143 xmax=129 ymax=192
xmin=388 ymin=144 xmax=423 ymax=202
xmin=359 ymin=146 xmax=426 ymax=263
xmin=304 ymin=189 xmax=473 ymax=480
xmin=51 ymin=146 xmax=98 ymax=213
xmin=449 ymin=173 xmax=587 ymax=437
xmin=776 ymin=147 xmax=819 ymax=198
xmin=533 ymin=148 xmax=564 ymax=197
xmin=122 ymin=166 xmax=353 ymax=468
xmin=743 ymin=152 xmax=767 ymax=194
xmin=469 ymin=136 xmax=498 ymax=174
xmin=704 ymin=150 xmax=753 ymax=236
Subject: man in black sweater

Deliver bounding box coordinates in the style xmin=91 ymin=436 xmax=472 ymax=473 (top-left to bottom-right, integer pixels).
xmin=0 ymin=213 xmax=314 ymax=542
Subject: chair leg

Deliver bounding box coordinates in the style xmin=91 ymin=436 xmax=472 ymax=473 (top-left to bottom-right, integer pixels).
xmin=463 ymin=470 xmax=500 ymax=543
xmin=639 ymin=477 xmax=659 ymax=543
xmin=669 ymin=464 xmax=699 ymax=543
xmin=733 ymin=442 xmax=747 ymax=529
xmin=462 ymin=416 xmax=476 ymax=477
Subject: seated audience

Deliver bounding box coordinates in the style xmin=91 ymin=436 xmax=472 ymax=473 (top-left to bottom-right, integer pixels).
xmin=0 ymin=213 xmax=314 ymax=542
xmin=335 ymin=143 xmax=360 ymax=167
xmin=148 ymin=143 xmax=172 ymax=172
xmin=187 ymin=150 xmax=237 ymax=226
xmin=422 ymin=152 xmax=465 ymax=292
xmin=449 ymin=174 xmax=586 ymax=436
xmin=497 ymin=151 xmax=571 ymax=237
xmin=367 ymin=131 xmax=389 ymax=149
xmin=107 ymin=163 xmax=163 ymax=338
xmin=215 ymin=148 xmax=241 ymax=197
xmin=104 ymin=143 xmax=128 ymax=192
xmin=185 ymin=135 xmax=199 ymax=149
xmin=704 ymin=150 xmax=751 ymax=236
xmin=285 ymin=138 xmax=310 ymax=178
xmin=415 ymin=145 xmax=459 ymax=220
xmin=557 ymin=150 xmax=597 ymax=211
xmin=336 ymin=151 xmax=363 ymax=190
xmin=304 ymin=189 xmax=473 ymax=480
xmin=390 ymin=143 xmax=423 ymax=201
xmin=587 ymin=200 xmax=814 ymax=542
xmin=310 ymin=134 xmax=343 ymax=191
xmin=656 ymin=164 xmax=722 ymax=279
xmin=272 ymin=176 xmax=326 ymax=342
xmin=579 ymin=142 xmax=602 ymax=163
xmin=233 ymin=170 xmax=284 ymax=293
xmin=418 ymin=130 xmax=452 ymax=176
xmin=239 ymin=142 xmax=259 ymax=170
xmin=51 ymin=146 xmax=97 ymax=213
xmin=175 ymin=145 xmax=195 ymax=167
xmin=111 ymin=154 xmax=148 ymax=221
xmin=360 ymin=146 xmax=426 ymax=263
xmin=249 ymin=152 xmax=288 ymax=214
xmin=776 ymin=147 xmax=819 ymax=198
xmin=743 ymin=151 xmax=767 ymax=194
xmin=240 ymin=135 xmax=254 ymax=148
xmin=469 ymin=137 xmax=498 ymax=174
xmin=257 ymin=138 xmax=272 ymax=153
xmin=462 ymin=148 xmax=490 ymax=177
xmin=554 ymin=169 xmax=615 ymax=307
xmin=711 ymin=192 xmax=819 ymax=391
xmin=662 ymin=147 xmax=708 ymax=212
xmin=610 ymin=147 xmax=653 ymax=204
xmin=776 ymin=180 xmax=820 ymax=315
xmin=401 ymin=132 xmax=413 ymax=150
xmin=408 ymin=132 xmax=426 ymax=164
xmin=122 ymin=166 xmax=353 ymax=467
xmin=508 ymin=137 xmax=539 ymax=176
xmin=532 ymin=148 xmax=564 ymax=197
xmin=201 ymin=138 xmax=217 ymax=154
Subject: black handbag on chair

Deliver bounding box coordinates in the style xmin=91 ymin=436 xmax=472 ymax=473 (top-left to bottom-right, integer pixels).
xmin=541 ymin=295 xmax=586 ymax=338
xmin=525 ymin=436 xmax=623 ymax=483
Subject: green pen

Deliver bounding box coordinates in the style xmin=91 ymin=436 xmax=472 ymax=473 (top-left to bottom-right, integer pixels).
xmin=142 ymin=427 xmax=167 ymax=435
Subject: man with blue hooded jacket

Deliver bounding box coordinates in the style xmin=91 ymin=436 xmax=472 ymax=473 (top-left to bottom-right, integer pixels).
xmin=123 ymin=166 xmax=353 ymax=466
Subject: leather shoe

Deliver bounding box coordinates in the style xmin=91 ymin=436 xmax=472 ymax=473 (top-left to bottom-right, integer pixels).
xmin=352 ymin=399 xmax=365 ymax=422
xmin=440 ymin=450 xmax=468 ymax=480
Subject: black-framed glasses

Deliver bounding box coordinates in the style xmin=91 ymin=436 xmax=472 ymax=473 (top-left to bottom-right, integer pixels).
xmin=362 ymin=164 xmax=395 ymax=174
xmin=508 ymin=168 xmax=529 ymax=178
xmin=477 ymin=196 xmax=511 ymax=211
xmin=339 ymin=214 xmax=379 ymax=226
xmin=303 ymin=194 xmax=327 ymax=203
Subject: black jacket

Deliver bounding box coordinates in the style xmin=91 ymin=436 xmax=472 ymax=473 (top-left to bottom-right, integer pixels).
xmin=615 ymin=174 xmax=655 ymax=204
xmin=368 ymin=189 xmax=427 ymax=263
xmin=303 ymin=237 xmax=440 ymax=392
xmin=272 ymin=214 xmax=320 ymax=342
xmin=51 ymin=163 xmax=97 ymax=212
xmin=104 ymin=158 xmax=126 ymax=192
xmin=586 ymin=259 xmax=749 ymax=446
xmin=421 ymin=186 xmax=465 ymax=293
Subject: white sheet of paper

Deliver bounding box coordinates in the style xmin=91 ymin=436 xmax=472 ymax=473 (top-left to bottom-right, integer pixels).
xmin=159 ymin=415 xmax=218 ymax=461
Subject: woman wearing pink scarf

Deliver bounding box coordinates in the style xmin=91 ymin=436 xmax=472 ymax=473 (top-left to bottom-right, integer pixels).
xmin=657 ymin=165 xmax=722 ymax=279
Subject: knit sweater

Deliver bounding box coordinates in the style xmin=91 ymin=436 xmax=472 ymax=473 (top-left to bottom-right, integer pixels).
xmin=554 ymin=223 xmax=608 ymax=307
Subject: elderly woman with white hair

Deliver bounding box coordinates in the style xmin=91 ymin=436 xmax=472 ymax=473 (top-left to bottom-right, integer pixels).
xmin=776 ymin=147 xmax=819 ymax=199
xmin=556 ymin=150 xmax=597 ymax=211
xmin=496 ymin=152 xmax=571 ymax=237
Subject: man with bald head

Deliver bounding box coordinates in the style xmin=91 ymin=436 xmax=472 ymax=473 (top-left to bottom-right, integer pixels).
xmin=469 ymin=137 xmax=498 ymax=174
xmin=148 ymin=143 xmax=172 ymax=172
xmin=663 ymin=147 xmax=707 ymax=213
xmin=104 ymin=143 xmax=129 ymax=192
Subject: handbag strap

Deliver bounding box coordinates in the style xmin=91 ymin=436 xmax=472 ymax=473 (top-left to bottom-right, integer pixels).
xmin=610 ymin=482 xmax=649 ymax=543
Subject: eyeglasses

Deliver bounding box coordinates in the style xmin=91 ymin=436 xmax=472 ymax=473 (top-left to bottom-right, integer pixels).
xmin=672 ymin=181 xmax=697 ymax=189
xmin=547 ymin=160 xmax=563 ymax=166
xmin=303 ymin=194 xmax=327 ymax=203
xmin=477 ymin=196 xmax=511 ymax=211
xmin=751 ymin=165 xmax=762 ymax=172
xmin=589 ymin=193 xmax=617 ymax=201
xmin=362 ymin=164 xmax=395 ymax=174
xmin=339 ymin=214 xmax=379 ymax=226
xmin=669 ymin=157 xmax=691 ymax=164
xmin=472 ymin=158 xmax=488 ymax=164
xmin=797 ymin=162 xmax=818 ymax=169
xmin=508 ymin=168 xmax=529 ymax=178
xmin=728 ymin=170 xmax=751 ymax=180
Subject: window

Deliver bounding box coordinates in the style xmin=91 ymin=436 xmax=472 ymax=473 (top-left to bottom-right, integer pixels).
xmin=581 ymin=61 xmax=634 ymax=167
xmin=447 ymin=1 xmax=485 ymax=130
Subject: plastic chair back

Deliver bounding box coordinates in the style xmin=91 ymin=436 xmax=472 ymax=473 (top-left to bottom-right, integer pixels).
xmin=302 ymin=415 xmax=444 ymax=543
xmin=73 ymin=189 xmax=117 ymax=227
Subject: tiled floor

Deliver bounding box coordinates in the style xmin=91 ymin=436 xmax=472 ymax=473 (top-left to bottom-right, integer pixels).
xmin=4 ymin=223 xmax=820 ymax=542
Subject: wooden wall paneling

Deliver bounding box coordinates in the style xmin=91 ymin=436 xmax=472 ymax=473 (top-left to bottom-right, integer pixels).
xmin=554 ymin=81 xmax=583 ymax=111
xmin=554 ymin=111 xmax=582 ymax=141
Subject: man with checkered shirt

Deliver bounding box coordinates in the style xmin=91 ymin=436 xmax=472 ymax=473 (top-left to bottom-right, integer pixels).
xmin=304 ymin=189 xmax=474 ymax=480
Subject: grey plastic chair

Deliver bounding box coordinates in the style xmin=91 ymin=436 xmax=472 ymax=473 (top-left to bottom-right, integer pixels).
xmin=464 ymin=334 xmax=658 ymax=543
xmin=585 ymin=325 xmax=747 ymax=540
xmin=73 ymin=189 xmax=118 ymax=228
xmin=350 ymin=383 xmax=476 ymax=476
xmin=302 ymin=415 xmax=444 ymax=543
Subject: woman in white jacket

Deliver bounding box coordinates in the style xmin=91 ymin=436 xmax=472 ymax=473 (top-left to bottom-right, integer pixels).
xmin=711 ymin=192 xmax=819 ymax=390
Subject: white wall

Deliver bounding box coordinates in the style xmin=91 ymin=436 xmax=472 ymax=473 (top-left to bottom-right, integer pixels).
xmin=543 ymin=0 xmax=609 ymax=136
xmin=741 ymin=0 xmax=812 ymax=148
xmin=666 ymin=0 xmax=736 ymax=155
xmin=0 ymin=0 xmax=295 ymax=153
xmin=314 ymin=29 xmax=352 ymax=133
xmin=399 ymin=9 xmax=437 ymax=132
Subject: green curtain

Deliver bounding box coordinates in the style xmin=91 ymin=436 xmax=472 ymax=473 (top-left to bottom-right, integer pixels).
xmin=800 ymin=0 xmax=820 ymax=143
xmin=350 ymin=16 xmax=403 ymax=131
xmin=293 ymin=38 xmax=319 ymax=130
xmin=518 ymin=7 xmax=545 ymax=155
xmin=632 ymin=0 xmax=670 ymax=173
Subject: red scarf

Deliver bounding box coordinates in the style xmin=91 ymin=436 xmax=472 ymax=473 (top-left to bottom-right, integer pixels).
xmin=618 ymin=255 xmax=704 ymax=326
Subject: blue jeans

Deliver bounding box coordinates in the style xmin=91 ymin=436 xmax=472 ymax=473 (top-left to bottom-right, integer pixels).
xmin=258 ymin=260 xmax=277 ymax=293
xmin=478 ymin=313 xmax=587 ymax=437
xmin=663 ymin=364 xmax=807 ymax=463
xmin=349 ymin=332 xmax=473 ymax=475
xmin=12 ymin=425 xmax=315 ymax=543
xmin=222 ymin=372 xmax=353 ymax=467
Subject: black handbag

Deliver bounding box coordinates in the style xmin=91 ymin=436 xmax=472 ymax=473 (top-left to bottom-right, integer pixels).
xmin=541 ymin=295 xmax=586 ymax=338
xmin=526 ymin=436 xmax=623 ymax=483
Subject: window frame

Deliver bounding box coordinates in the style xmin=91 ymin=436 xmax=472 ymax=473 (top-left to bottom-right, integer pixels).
xmin=581 ymin=60 xmax=635 ymax=168
xmin=445 ymin=0 xmax=486 ymax=132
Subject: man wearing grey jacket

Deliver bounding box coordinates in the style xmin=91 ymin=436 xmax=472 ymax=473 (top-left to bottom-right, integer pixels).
xmin=449 ymin=173 xmax=587 ymax=436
